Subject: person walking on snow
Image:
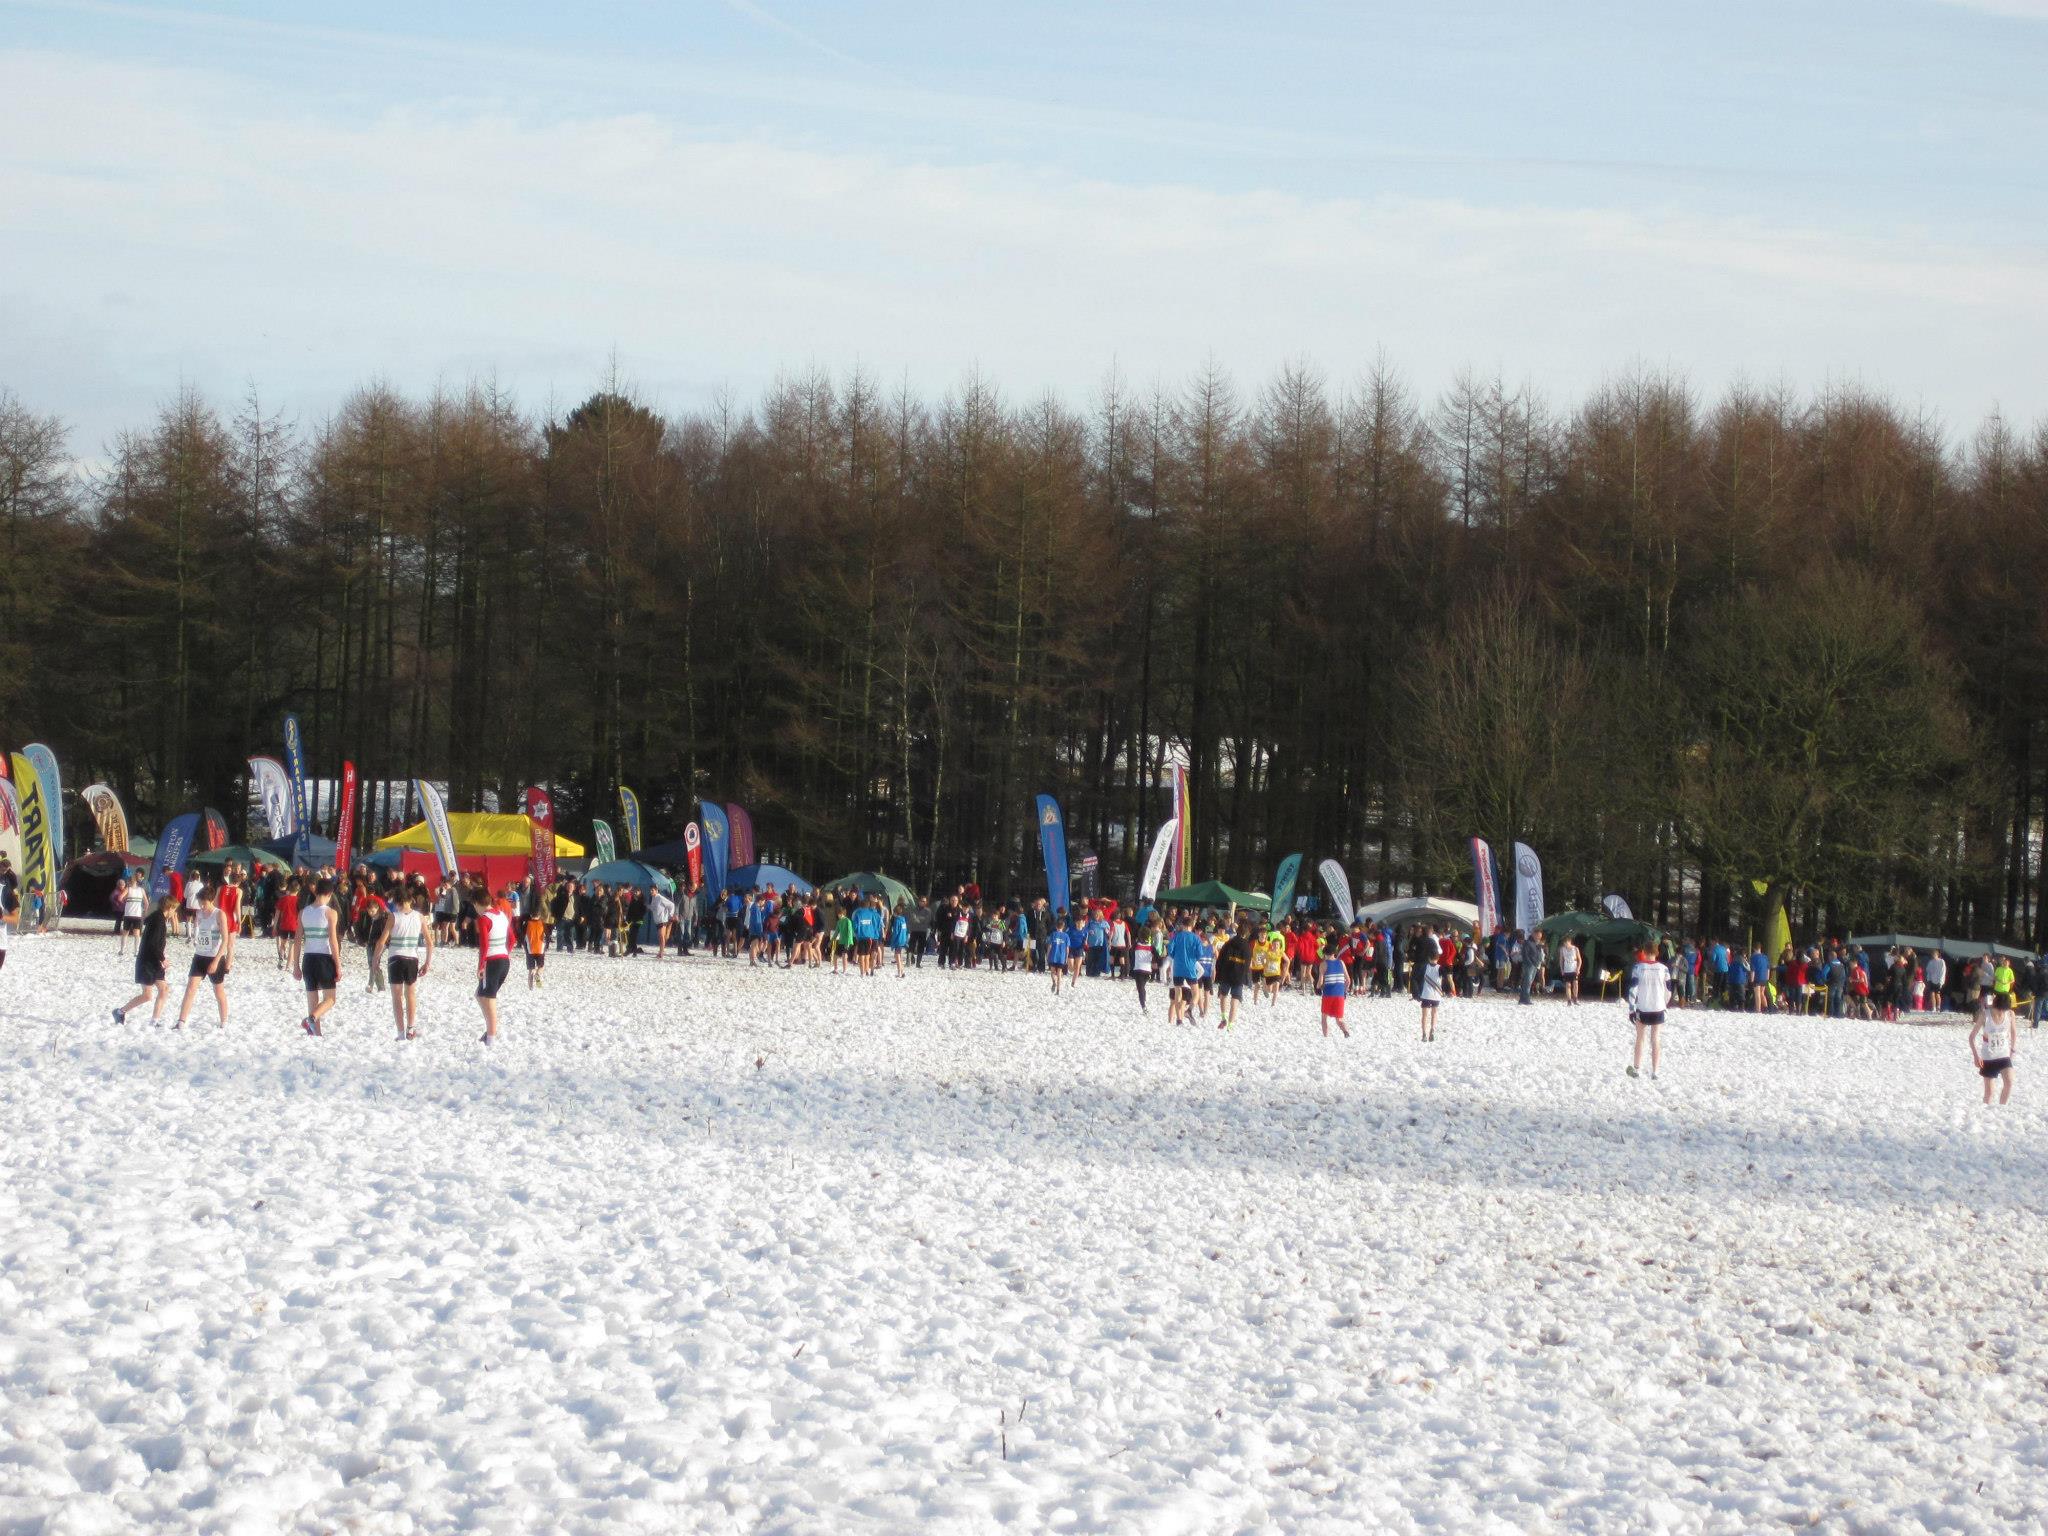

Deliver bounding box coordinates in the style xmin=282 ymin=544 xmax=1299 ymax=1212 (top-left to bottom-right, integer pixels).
xmin=172 ymin=882 xmax=233 ymax=1030
xmin=1215 ymin=922 xmax=1252 ymax=1031
xmin=1319 ymin=944 xmax=1351 ymax=1039
xmin=1417 ymin=946 xmax=1443 ymax=1041
xmin=1970 ymin=992 xmax=2018 ymax=1106
xmin=115 ymin=871 xmax=146 ymax=956
xmin=293 ymin=879 xmax=343 ymax=1037
xmin=372 ymin=887 xmax=433 ymax=1040
xmin=1627 ymin=944 xmax=1672 ymax=1079
xmin=1130 ymin=924 xmax=1157 ymax=1013
xmin=475 ymin=890 xmax=515 ymax=1045
xmin=888 ymin=906 xmax=911 ymax=977
xmin=112 ymin=894 xmax=175 ymax=1027
xmin=1166 ymin=915 xmax=1204 ymax=1026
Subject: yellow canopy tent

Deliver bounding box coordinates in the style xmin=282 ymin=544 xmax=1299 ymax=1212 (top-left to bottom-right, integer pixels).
xmin=375 ymin=813 xmax=585 ymax=858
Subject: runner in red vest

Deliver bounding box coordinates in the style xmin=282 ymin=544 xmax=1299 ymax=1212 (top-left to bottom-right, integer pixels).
xmin=475 ymin=890 xmax=515 ymax=1045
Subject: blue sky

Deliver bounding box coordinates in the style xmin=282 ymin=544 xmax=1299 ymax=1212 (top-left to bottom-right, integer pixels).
xmin=4 ymin=0 xmax=2046 ymax=452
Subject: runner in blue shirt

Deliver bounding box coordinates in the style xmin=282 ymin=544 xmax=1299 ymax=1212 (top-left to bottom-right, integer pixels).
xmin=1165 ymin=917 xmax=1205 ymax=1026
xmin=723 ymin=887 xmax=744 ymax=957
xmin=1196 ymin=929 xmax=1217 ymax=1024
xmin=1084 ymin=912 xmax=1110 ymax=978
xmin=852 ymin=900 xmax=884 ymax=977
xmin=1046 ymin=925 xmax=1071 ymax=994
xmin=745 ymin=895 xmax=768 ymax=966
xmin=888 ymin=908 xmax=910 ymax=977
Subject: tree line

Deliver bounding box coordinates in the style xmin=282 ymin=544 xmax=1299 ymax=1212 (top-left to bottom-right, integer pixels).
xmin=1 ymin=361 xmax=2042 ymax=944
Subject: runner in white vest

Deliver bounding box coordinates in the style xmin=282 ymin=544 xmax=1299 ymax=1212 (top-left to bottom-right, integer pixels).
xmin=372 ymin=888 xmax=434 ymax=1041
xmin=1626 ymin=946 xmax=1672 ymax=1080
xmin=118 ymin=878 xmax=147 ymax=956
xmin=174 ymin=883 xmax=234 ymax=1030
xmin=293 ymin=879 xmax=343 ymax=1036
xmin=1970 ymin=992 xmax=2019 ymax=1107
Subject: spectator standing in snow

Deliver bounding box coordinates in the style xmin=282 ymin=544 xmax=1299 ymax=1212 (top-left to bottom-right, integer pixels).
xmin=1417 ymin=944 xmax=1443 ymax=1041
xmin=1748 ymin=944 xmax=1772 ymax=1013
xmin=1923 ymin=949 xmax=1948 ymax=1013
xmin=1514 ymin=930 xmax=1536 ymax=1005
xmin=648 ymin=883 xmax=677 ymax=960
xmin=1558 ymin=935 xmax=1583 ymax=1006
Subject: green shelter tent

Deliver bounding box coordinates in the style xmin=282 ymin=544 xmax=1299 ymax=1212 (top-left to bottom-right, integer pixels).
xmin=818 ymin=870 xmax=917 ymax=907
xmin=1542 ymin=910 xmax=1664 ymax=982
xmin=189 ymin=843 xmax=290 ymax=873
xmin=1157 ymin=879 xmax=1270 ymax=912
xmin=1847 ymin=933 xmax=2033 ymax=962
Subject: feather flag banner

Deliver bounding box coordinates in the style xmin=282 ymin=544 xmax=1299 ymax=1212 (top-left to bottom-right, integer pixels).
xmin=1317 ymin=858 xmax=1355 ymax=926
xmin=1140 ymin=817 xmax=1179 ymax=901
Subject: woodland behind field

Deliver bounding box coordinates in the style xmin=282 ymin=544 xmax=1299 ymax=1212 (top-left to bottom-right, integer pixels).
xmin=3 ymin=361 xmax=2043 ymax=941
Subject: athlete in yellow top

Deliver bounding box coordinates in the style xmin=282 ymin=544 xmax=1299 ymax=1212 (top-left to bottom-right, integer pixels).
xmin=1258 ymin=926 xmax=1288 ymax=1003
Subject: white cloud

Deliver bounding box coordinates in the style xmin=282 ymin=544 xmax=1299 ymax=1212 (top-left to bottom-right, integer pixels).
xmin=1 ymin=45 xmax=2043 ymax=446
xmin=1933 ymin=0 xmax=2048 ymax=17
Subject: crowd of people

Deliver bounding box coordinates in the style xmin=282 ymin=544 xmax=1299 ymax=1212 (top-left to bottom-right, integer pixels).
xmin=0 ymin=844 xmax=2019 ymax=1106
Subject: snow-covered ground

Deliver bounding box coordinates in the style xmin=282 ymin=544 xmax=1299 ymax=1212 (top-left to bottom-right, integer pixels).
xmin=2 ymin=931 xmax=2044 ymax=1535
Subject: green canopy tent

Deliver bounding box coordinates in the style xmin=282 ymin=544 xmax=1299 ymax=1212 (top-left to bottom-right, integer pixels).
xmin=1542 ymin=910 xmax=1664 ymax=986
xmin=1157 ymin=879 xmax=1270 ymax=913
xmin=1933 ymin=938 xmax=2036 ymax=961
xmin=189 ymin=843 xmax=290 ymax=873
xmin=1843 ymin=933 xmax=1943 ymax=955
xmin=818 ymin=870 xmax=917 ymax=908
xmin=585 ymin=859 xmax=677 ymax=894
xmin=1847 ymin=933 xmax=2034 ymax=962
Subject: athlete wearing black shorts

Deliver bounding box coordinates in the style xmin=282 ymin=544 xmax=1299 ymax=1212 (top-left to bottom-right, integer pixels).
xmin=293 ymin=882 xmax=343 ymax=1035
xmin=112 ymin=900 xmax=174 ymax=1025
xmin=475 ymin=896 xmax=515 ymax=1044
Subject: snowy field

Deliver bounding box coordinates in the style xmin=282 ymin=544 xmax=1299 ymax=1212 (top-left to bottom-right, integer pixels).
xmin=2 ymin=931 xmax=2045 ymax=1535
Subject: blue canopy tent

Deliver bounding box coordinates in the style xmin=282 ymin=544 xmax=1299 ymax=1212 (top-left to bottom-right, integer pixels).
xmin=584 ymin=859 xmax=676 ymax=894
xmin=727 ymin=862 xmax=812 ymax=894
xmin=634 ymin=837 xmax=695 ymax=869
xmin=259 ymin=833 xmax=339 ymax=870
